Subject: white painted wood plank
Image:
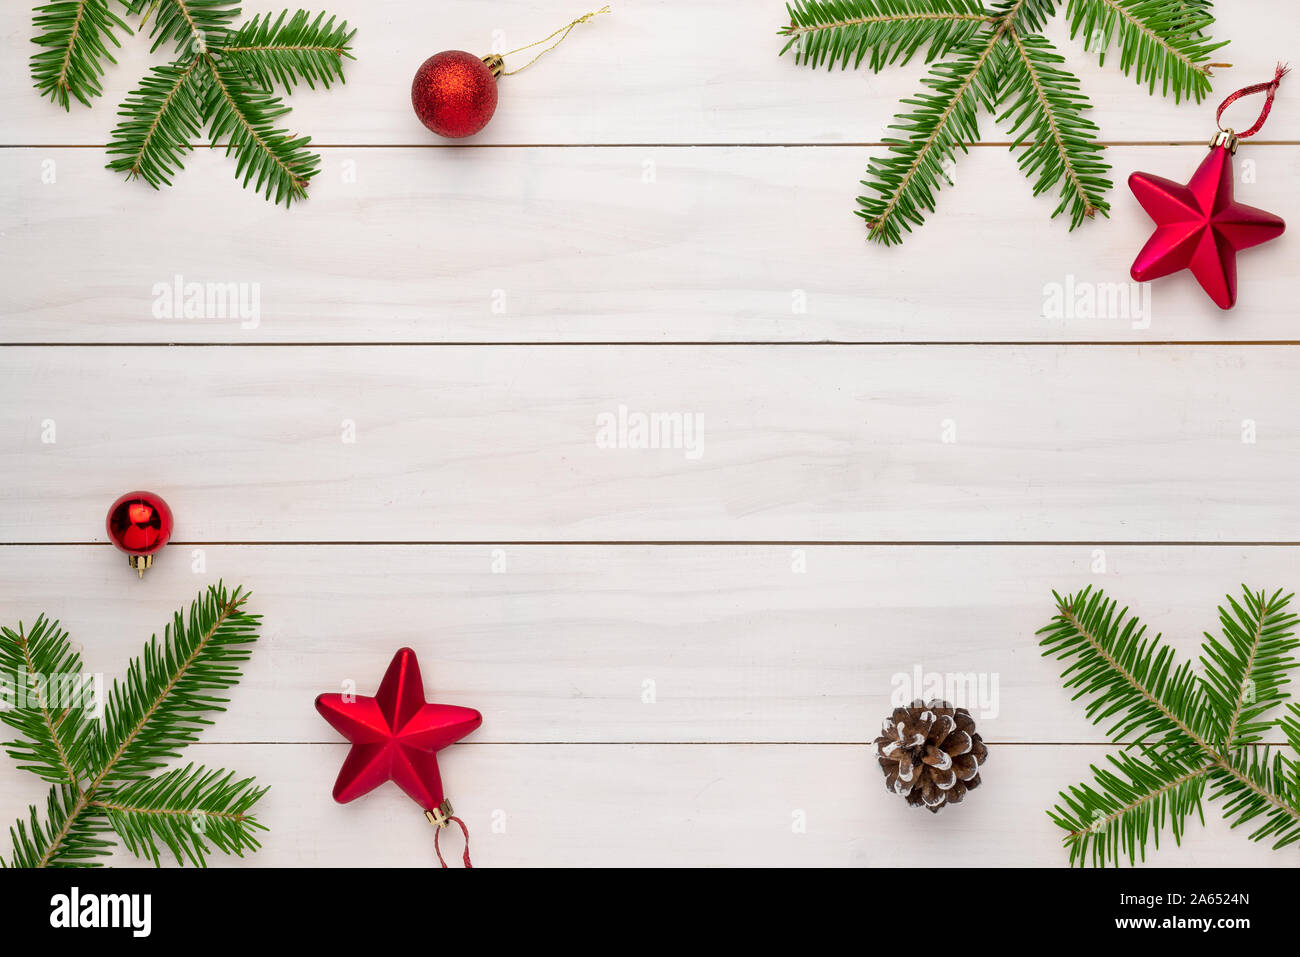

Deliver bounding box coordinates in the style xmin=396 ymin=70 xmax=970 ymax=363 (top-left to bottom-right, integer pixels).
xmin=0 ymin=545 xmax=1295 ymax=744
xmin=0 ymin=743 xmax=1293 ymax=866
xmin=4 ymin=145 xmax=1295 ymax=344
xmin=1 ymin=1 xmax=1296 ymax=145
xmin=4 ymin=0 xmax=1300 ymax=873
xmin=2 ymin=345 xmax=1298 ymax=542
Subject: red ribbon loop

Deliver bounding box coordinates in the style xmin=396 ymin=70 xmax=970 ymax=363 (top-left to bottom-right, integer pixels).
xmin=434 ymin=815 xmax=473 ymax=868
xmin=1217 ymin=63 xmax=1289 ymax=139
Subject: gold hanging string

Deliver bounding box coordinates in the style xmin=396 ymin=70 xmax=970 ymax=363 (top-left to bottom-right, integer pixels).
xmin=498 ymin=6 xmax=610 ymax=76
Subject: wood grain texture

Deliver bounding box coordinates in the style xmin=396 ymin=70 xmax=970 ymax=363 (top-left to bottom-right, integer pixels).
xmin=0 ymin=742 xmax=1289 ymax=867
xmin=3 ymin=1 xmax=1299 ymax=868
xmin=3 ymin=145 xmax=1296 ymax=343
xmin=0 ymin=544 xmax=1295 ymax=745
xmin=2 ymin=345 xmax=1299 ymax=542
xmin=1 ymin=0 xmax=1296 ymax=145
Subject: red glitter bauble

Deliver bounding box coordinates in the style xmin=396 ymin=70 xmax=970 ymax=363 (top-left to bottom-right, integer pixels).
xmin=411 ymin=50 xmax=499 ymax=139
xmin=106 ymin=490 xmax=173 ymax=577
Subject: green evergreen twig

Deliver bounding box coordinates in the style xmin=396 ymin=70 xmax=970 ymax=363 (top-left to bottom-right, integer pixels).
xmin=31 ymin=0 xmax=132 ymax=109
xmin=1038 ymin=586 xmax=1300 ymax=865
xmin=30 ymin=1 xmax=356 ymax=206
xmin=779 ymin=0 xmax=1228 ymax=244
xmin=1 ymin=584 xmax=267 ymax=867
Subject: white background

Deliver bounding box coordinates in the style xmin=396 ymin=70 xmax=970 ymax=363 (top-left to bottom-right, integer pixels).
xmin=2 ymin=0 xmax=1298 ymax=866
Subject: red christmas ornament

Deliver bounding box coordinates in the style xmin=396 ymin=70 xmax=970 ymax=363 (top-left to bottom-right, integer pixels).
xmin=105 ymin=490 xmax=173 ymax=578
xmin=411 ymin=51 xmax=500 ymax=139
xmin=410 ymin=7 xmax=609 ymax=140
xmin=316 ymin=648 xmax=482 ymax=866
xmin=1130 ymin=66 xmax=1288 ymax=310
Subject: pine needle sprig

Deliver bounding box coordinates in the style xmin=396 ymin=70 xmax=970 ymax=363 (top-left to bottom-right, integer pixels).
xmin=1038 ymin=586 xmax=1300 ymax=865
xmin=1004 ymin=0 xmax=1058 ymax=32
xmin=215 ymin=10 xmax=357 ymax=93
xmin=1 ymin=584 xmax=268 ymax=868
xmin=1048 ymin=744 xmax=1211 ymax=866
xmin=998 ymin=30 xmax=1112 ymax=228
xmin=4 ymin=785 xmax=116 ymax=868
xmin=31 ymin=3 xmax=355 ymax=206
xmin=91 ymin=764 xmax=268 ymax=866
xmin=858 ymin=29 xmax=1005 ymax=244
xmin=1063 ymin=0 xmax=1227 ymax=103
xmin=0 ymin=616 xmax=99 ymax=785
xmin=1040 ymin=586 xmax=1212 ymax=745
xmin=778 ymin=0 xmax=1226 ymax=244
xmin=1201 ymin=589 xmax=1300 ymax=752
xmin=780 ymin=0 xmax=994 ymax=71
xmin=31 ymin=0 xmax=132 ymax=109
xmin=132 ymin=0 xmax=240 ymax=55
xmin=1210 ymin=745 xmax=1300 ymax=850
xmin=105 ymin=57 xmax=208 ymax=189
xmin=203 ymin=58 xmax=320 ymax=205
xmin=98 ymin=584 xmax=259 ymax=783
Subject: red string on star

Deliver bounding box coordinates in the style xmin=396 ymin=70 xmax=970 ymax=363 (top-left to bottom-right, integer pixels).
xmin=1216 ymin=63 xmax=1289 ymax=139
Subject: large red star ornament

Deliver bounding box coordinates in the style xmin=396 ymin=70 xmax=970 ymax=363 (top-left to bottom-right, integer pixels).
xmin=316 ymin=648 xmax=481 ymax=812
xmin=1129 ymin=143 xmax=1285 ymax=309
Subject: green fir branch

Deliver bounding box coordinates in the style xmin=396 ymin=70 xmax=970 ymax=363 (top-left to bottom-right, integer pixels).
xmin=215 ymin=10 xmax=356 ymax=93
xmin=1063 ymin=0 xmax=1226 ymax=103
xmin=1040 ymin=586 xmax=1212 ymax=745
xmin=98 ymin=585 xmax=259 ymax=782
xmin=857 ymin=25 xmax=1005 ymax=244
xmin=778 ymin=0 xmax=1228 ymax=244
xmin=1039 ymin=586 xmax=1300 ymax=866
xmin=1000 ymin=0 xmax=1059 ymax=33
xmin=5 ymin=785 xmax=115 ymax=868
xmin=1049 ymin=745 xmax=1211 ymax=867
xmin=2 ymin=585 xmax=267 ymax=868
xmin=998 ymin=28 xmax=1111 ymax=228
xmin=1201 ymin=589 xmax=1300 ymax=752
xmin=131 ymin=0 xmax=240 ymax=55
xmin=92 ymin=764 xmax=268 ymax=866
xmin=1210 ymin=746 xmax=1300 ymax=850
xmin=0 ymin=616 xmax=99 ymax=785
xmin=31 ymin=4 xmax=356 ymax=206
xmin=779 ymin=0 xmax=994 ymax=71
xmin=203 ymin=58 xmax=320 ymax=206
xmin=105 ymin=56 xmax=208 ymax=189
xmin=30 ymin=0 xmax=132 ymax=109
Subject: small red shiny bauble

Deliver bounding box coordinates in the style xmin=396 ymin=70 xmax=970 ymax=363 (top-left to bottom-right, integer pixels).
xmin=106 ymin=490 xmax=173 ymax=578
xmin=411 ymin=50 xmax=501 ymax=139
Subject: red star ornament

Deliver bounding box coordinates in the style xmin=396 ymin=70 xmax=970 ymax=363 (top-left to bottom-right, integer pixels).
xmin=1129 ymin=142 xmax=1285 ymax=310
xmin=316 ymin=648 xmax=482 ymax=813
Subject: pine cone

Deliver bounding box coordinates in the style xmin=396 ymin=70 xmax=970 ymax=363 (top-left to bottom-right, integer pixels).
xmin=875 ymin=699 xmax=988 ymax=813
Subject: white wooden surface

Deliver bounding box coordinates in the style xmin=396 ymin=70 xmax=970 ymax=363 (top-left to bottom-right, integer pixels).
xmin=2 ymin=0 xmax=1298 ymax=867
xmin=5 ymin=146 xmax=1298 ymax=342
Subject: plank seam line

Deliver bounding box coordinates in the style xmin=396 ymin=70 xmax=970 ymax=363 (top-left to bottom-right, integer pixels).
xmin=2 ymin=140 xmax=1298 ymax=149
xmin=7 ymin=341 xmax=1300 ymax=348
xmin=7 ymin=541 xmax=1300 ymax=548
